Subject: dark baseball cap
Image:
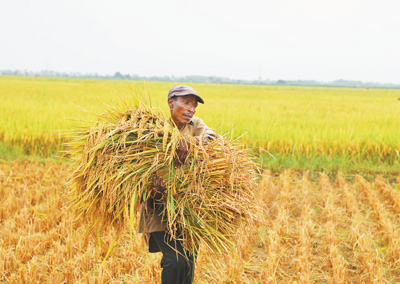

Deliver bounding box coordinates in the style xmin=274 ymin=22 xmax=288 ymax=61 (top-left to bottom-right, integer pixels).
xmin=167 ymin=85 xmax=204 ymax=104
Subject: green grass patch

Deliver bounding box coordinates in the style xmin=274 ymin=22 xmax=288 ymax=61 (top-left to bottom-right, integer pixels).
xmin=258 ymin=152 xmax=400 ymax=180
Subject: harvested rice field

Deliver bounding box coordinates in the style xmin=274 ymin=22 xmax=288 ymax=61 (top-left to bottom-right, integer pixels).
xmin=1 ymin=161 xmax=400 ymax=283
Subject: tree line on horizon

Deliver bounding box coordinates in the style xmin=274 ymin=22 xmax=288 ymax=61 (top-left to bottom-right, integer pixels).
xmin=1 ymin=69 xmax=399 ymax=89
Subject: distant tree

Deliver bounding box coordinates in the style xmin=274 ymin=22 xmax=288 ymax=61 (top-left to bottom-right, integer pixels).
xmin=114 ymin=72 xmax=123 ymax=79
xmin=277 ymin=80 xmax=286 ymax=84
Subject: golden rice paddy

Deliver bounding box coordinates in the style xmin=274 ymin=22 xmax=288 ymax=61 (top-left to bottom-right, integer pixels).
xmin=1 ymin=76 xmax=400 ymax=283
xmin=1 ymin=76 xmax=399 ymax=163
xmin=1 ymin=162 xmax=400 ymax=283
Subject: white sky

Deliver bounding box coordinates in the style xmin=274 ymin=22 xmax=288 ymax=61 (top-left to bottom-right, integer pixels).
xmin=1 ymin=0 xmax=399 ymax=83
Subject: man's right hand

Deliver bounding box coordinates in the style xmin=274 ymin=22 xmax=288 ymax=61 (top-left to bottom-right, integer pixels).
xmin=148 ymin=175 xmax=167 ymax=207
xmin=153 ymin=175 xmax=167 ymax=194
xmin=174 ymin=136 xmax=190 ymax=167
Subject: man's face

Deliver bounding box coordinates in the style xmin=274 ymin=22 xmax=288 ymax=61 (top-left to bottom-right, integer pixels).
xmin=168 ymin=95 xmax=198 ymax=128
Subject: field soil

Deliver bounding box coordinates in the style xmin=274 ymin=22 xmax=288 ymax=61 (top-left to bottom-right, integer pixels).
xmin=1 ymin=162 xmax=400 ymax=283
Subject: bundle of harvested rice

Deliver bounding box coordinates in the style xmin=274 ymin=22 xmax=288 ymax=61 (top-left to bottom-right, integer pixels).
xmin=67 ymin=98 xmax=258 ymax=255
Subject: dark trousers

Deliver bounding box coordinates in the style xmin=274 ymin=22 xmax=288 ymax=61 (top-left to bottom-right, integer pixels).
xmin=150 ymin=231 xmax=197 ymax=284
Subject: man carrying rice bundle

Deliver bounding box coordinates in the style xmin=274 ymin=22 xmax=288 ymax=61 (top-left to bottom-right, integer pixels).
xmin=138 ymin=85 xmax=216 ymax=284
xmin=68 ymin=83 xmax=257 ymax=283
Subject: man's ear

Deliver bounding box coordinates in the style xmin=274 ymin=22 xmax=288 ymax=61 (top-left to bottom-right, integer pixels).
xmin=168 ymin=98 xmax=174 ymax=109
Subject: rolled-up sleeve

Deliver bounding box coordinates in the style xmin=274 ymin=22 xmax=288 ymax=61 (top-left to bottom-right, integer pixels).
xmin=192 ymin=118 xmax=217 ymax=142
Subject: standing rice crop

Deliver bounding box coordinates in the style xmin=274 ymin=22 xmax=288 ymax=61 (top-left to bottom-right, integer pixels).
xmin=66 ymin=98 xmax=258 ymax=256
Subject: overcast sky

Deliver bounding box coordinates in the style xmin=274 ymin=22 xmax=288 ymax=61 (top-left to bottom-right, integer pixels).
xmin=1 ymin=0 xmax=399 ymax=83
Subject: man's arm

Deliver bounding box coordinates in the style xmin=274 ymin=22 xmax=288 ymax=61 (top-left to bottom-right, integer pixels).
xmin=192 ymin=118 xmax=217 ymax=142
xmin=174 ymin=117 xmax=217 ymax=167
xmin=174 ymin=137 xmax=191 ymax=167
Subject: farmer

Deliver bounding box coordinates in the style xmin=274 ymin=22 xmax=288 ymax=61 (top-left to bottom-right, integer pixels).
xmin=138 ymin=85 xmax=216 ymax=284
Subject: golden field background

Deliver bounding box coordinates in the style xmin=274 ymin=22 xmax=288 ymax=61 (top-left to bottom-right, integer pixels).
xmin=1 ymin=76 xmax=399 ymax=163
xmin=1 ymin=76 xmax=400 ymax=283
xmin=1 ymin=162 xmax=400 ymax=283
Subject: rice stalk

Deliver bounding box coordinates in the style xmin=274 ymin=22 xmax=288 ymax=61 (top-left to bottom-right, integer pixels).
xmin=66 ymin=98 xmax=258 ymax=256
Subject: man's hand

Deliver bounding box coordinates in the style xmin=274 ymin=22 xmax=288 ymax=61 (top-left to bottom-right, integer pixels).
xmin=150 ymin=174 xmax=167 ymax=203
xmin=153 ymin=175 xmax=167 ymax=194
xmin=174 ymin=136 xmax=190 ymax=167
